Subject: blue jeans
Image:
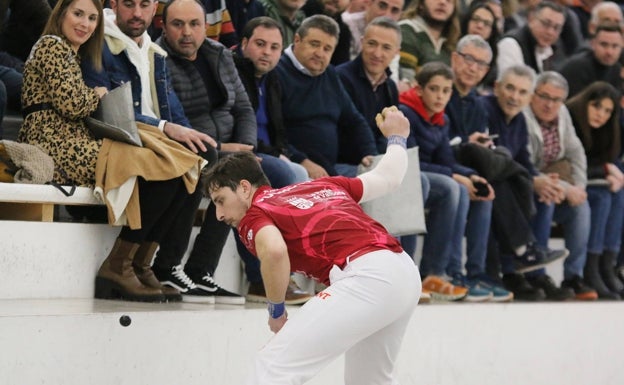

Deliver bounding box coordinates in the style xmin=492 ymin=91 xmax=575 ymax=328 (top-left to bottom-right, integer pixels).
xmin=587 ymin=186 xmax=624 ymax=254
xmin=400 ymin=173 xmax=430 ymax=258
xmin=258 ymin=153 xmax=303 ymax=188
xmin=530 ymin=199 xmax=590 ymax=279
xmin=285 ymin=159 xmax=309 ymax=183
xmin=420 ymin=172 xmax=468 ymax=277
xmin=446 ymin=193 xmax=493 ymax=278
xmin=335 ymin=162 xmax=358 ymax=177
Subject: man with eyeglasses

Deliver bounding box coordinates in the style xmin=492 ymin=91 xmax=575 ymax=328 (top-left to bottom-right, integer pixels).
xmin=522 ymin=71 xmax=598 ymax=301
xmin=497 ymin=1 xmax=566 ymax=74
xmin=558 ymin=22 xmax=623 ymax=98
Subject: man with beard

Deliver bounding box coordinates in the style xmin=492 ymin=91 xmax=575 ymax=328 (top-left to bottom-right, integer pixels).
xmin=81 ymin=0 xmax=219 ymax=303
xmin=558 ymin=22 xmax=623 ymax=98
xmin=260 ymin=0 xmax=306 ymax=47
xmin=153 ymin=0 xmax=311 ymax=305
xmin=497 ymin=1 xmax=566 ymax=74
xmin=397 ymin=0 xmax=460 ymax=91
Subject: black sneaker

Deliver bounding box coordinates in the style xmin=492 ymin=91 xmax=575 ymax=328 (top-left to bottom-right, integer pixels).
xmin=514 ymin=245 xmax=569 ymax=274
xmin=188 ymin=272 xmax=245 ymax=305
xmin=502 ymin=273 xmax=546 ymax=301
xmin=155 ymin=265 xmax=215 ymax=304
xmin=617 ymin=265 xmax=624 ymax=286
xmin=561 ymin=275 xmax=598 ymax=301
xmin=526 ymin=274 xmax=574 ymax=301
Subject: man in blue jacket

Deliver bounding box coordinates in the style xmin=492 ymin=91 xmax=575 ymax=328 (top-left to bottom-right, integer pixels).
xmin=152 ymin=0 xmax=311 ymax=305
xmin=81 ymin=0 xmax=217 ymax=302
xmin=336 ymin=16 xmax=429 ymax=273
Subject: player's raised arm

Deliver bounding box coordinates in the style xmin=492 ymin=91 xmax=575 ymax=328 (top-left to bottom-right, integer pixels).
xmin=358 ymin=107 xmax=410 ymax=203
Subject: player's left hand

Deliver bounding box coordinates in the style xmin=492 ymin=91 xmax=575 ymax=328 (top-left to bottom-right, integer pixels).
xmin=268 ymin=312 xmax=288 ymax=333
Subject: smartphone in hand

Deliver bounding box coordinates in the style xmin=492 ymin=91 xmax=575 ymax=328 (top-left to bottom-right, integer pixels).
xmin=477 ymin=134 xmax=499 ymax=144
xmin=473 ymin=181 xmax=490 ymax=197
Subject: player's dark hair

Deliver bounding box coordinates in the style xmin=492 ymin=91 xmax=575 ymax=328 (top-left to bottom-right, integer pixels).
xmin=205 ymin=152 xmax=271 ymax=194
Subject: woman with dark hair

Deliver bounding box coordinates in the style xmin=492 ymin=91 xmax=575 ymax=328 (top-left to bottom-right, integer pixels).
xmin=18 ymin=0 xmax=209 ymax=303
xmin=567 ymin=81 xmax=624 ymax=300
xmin=460 ymin=0 xmax=499 ymax=93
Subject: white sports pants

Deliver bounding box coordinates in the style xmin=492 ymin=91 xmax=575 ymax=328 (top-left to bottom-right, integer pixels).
xmin=246 ymin=249 xmax=421 ymax=385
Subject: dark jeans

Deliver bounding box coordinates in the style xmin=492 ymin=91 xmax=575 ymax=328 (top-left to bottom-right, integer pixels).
xmin=119 ymin=177 xmax=194 ymax=244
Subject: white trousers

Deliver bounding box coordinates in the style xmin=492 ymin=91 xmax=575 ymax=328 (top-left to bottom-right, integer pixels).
xmin=246 ymin=250 xmax=422 ymax=385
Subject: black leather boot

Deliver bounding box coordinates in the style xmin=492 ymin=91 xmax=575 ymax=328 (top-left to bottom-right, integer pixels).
xmin=600 ymin=251 xmax=624 ymax=297
xmin=584 ymin=252 xmax=620 ymax=300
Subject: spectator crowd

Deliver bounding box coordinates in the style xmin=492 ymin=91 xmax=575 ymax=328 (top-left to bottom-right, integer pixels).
xmin=4 ymin=0 xmax=624 ymax=307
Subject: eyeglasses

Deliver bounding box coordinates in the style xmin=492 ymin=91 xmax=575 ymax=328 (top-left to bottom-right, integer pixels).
xmin=470 ymin=15 xmax=494 ymax=29
xmin=535 ymin=91 xmax=565 ymax=104
xmin=536 ymin=17 xmax=563 ymax=33
xmin=456 ymin=51 xmax=490 ymax=69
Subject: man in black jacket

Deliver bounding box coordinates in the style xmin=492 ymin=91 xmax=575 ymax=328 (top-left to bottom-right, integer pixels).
xmin=497 ymin=1 xmax=566 ymax=74
xmin=558 ymin=22 xmax=623 ymax=98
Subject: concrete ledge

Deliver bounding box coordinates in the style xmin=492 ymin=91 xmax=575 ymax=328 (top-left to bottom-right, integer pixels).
xmin=0 ymin=182 xmax=101 ymax=221
xmin=0 ymin=220 xmax=244 ymax=299
xmin=0 ymin=298 xmax=621 ymax=385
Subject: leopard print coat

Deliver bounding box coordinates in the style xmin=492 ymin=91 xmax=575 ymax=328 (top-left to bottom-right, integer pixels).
xmin=18 ymin=35 xmax=101 ymax=186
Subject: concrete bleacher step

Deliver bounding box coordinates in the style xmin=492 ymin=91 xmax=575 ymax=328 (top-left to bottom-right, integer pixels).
xmin=0 ymin=220 xmax=246 ymax=299
xmin=0 ymin=298 xmax=622 ymax=385
xmin=2 ymin=202 xmax=620 ymax=384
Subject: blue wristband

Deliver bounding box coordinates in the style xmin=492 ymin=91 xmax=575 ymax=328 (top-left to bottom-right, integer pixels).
xmin=267 ymin=301 xmax=285 ymax=319
xmin=387 ymin=135 xmax=407 ymax=148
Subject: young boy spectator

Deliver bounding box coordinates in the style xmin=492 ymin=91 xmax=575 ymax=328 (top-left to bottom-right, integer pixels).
xmin=399 ymin=61 xmax=494 ymax=301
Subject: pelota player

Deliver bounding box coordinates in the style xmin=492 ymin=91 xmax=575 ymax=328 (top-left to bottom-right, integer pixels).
xmin=206 ymin=107 xmax=421 ymax=384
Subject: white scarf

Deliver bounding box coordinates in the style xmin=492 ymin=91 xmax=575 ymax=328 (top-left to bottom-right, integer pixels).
xmin=103 ymin=9 xmax=158 ymax=120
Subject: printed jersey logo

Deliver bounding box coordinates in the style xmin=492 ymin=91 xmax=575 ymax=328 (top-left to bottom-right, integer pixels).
xmin=246 ymin=229 xmax=253 ymax=243
xmin=286 ymin=197 xmax=314 ymax=209
xmin=316 ymin=291 xmax=331 ymax=300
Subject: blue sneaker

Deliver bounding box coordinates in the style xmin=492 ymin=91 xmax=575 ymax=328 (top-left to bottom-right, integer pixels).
xmin=452 ymin=274 xmax=492 ymax=302
xmin=472 ymin=274 xmax=514 ymax=302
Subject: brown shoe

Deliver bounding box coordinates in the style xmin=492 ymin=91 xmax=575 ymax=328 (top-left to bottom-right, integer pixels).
xmin=246 ymin=278 xmax=313 ymax=305
xmin=95 ymin=238 xmax=165 ymax=302
xmin=285 ymin=279 xmax=313 ymax=305
xmin=421 ymin=275 xmax=468 ymax=301
xmin=132 ymin=241 xmax=182 ymax=302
